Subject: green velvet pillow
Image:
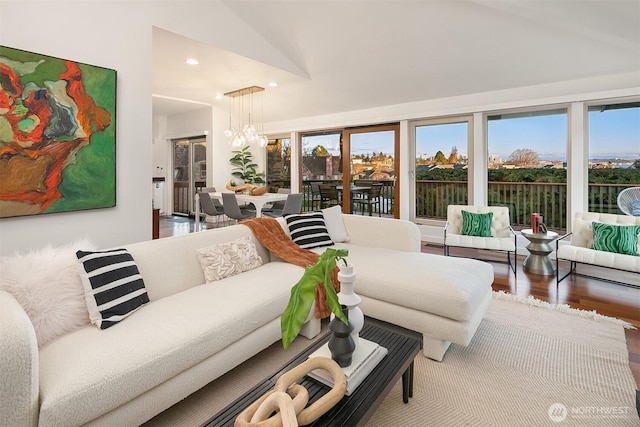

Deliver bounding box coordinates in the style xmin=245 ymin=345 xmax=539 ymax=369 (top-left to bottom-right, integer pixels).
xmin=461 ymin=210 xmax=493 ymax=237
xmin=591 ymin=222 xmax=640 ymax=256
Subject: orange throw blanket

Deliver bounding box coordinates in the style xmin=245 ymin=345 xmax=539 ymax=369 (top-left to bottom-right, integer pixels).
xmin=242 ymin=217 xmax=340 ymax=319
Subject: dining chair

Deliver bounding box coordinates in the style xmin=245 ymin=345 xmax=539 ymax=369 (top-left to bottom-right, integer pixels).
xmin=264 ymin=193 xmax=303 ymax=218
xmin=310 ymin=182 xmax=322 ymax=210
xmin=197 ymin=192 xmax=226 ymax=229
xmin=352 ymin=183 xmax=382 ymax=216
xmin=261 ymin=188 xmax=290 ymax=215
xmin=222 ymin=193 xmax=256 ymax=224
xmin=318 ymin=184 xmax=340 ymax=208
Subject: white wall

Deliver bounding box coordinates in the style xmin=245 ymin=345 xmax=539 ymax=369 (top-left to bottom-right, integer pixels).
xmin=1 ymin=1 xmax=153 ymax=256
xmin=0 ymin=1 xmax=272 ymax=256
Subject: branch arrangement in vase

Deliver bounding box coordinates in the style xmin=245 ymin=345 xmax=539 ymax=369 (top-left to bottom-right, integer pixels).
xmin=281 ymin=248 xmax=349 ymax=350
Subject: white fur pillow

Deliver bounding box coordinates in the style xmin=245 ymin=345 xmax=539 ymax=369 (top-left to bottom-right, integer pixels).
xmin=0 ymin=238 xmax=95 ymax=347
xmin=196 ymin=236 xmax=263 ymax=283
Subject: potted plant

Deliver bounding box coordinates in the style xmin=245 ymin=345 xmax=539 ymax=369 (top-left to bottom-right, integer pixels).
xmin=229 ymin=146 xmax=265 ymax=185
xmin=281 ymin=248 xmax=349 ymax=350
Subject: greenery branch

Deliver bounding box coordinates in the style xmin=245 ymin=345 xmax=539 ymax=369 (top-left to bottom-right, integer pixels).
xmin=229 ymin=146 xmax=265 ymax=185
xmin=281 ymin=248 xmax=349 ymax=349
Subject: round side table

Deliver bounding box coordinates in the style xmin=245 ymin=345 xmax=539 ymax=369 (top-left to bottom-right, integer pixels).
xmin=521 ymin=229 xmax=559 ymax=275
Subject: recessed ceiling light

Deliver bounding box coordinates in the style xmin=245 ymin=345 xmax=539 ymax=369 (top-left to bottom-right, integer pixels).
xmin=268 ymin=82 xmax=278 ymax=87
xmin=214 ymin=94 xmax=223 ymax=100
xmin=185 ymin=58 xmax=199 ymax=65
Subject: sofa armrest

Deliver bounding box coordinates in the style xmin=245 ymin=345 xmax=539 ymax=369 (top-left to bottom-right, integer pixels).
xmin=556 ymin=231 xmax=573 ymax=249
xmin=341 ymin=214 xmax=421 ymax=252
xmin=0 ymin=291 xmax=39 ymax=427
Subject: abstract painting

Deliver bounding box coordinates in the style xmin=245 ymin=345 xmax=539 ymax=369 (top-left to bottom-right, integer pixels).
xmin=0 ymin=46 xmax=116 ymax=218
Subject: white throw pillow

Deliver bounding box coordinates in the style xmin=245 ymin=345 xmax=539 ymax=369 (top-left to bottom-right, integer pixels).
xmin=0 ymin=238 xmax=94 ymax=347
xmin=76 ymin=248 xmax=150 ymax=329
xmin=196 ymin=236 xmax=263 ymax=283
xmin=322 ymin=205 xmax=350 ymax=243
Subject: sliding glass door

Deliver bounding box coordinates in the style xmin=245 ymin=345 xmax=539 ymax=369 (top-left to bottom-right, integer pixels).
xmin=344 ymin=124 xmax=399 ymax=217
xmin=171 ymin=136 xmax=206 ymax=216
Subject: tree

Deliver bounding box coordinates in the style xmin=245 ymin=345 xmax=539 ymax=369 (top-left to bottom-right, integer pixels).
xmin=509 ymin=148 xmax=539 ymax=166
xmin=311 ymin=145 xmax=329 ymax=157
xmin=434 ymin=150 xmax=447 ymax=164
xmin=633 ymin=158 xmax=640 ymax=169
xmin=448 ymin=146 xmax=458 ymax=164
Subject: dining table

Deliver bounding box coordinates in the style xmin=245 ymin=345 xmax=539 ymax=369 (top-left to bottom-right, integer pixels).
xmin=336 ymin=185 xmax=371 ymax=212
xmin=194 ymin=191 xmax=290 ymax=229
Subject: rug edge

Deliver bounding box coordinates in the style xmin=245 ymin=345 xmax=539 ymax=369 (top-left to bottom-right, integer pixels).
xmin=492 ymin=291 xmax=636 ymax=330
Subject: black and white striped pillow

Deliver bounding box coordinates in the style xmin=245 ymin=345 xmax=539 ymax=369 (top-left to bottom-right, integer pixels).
xmin=76 ymin=249 xmax=149 ymax=329
xmin=285 ymin=212 xmax=334 ymax=249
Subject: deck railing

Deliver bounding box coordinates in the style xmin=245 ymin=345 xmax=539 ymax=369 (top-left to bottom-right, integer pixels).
xmin=415 ymin=180 xmax=629 ymax=231
xmin=301 ymin=180 xmax=395 ymax=214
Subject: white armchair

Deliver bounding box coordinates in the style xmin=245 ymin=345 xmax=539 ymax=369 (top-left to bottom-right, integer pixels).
xmin=444 ymin=205 xmax=517 ymax=275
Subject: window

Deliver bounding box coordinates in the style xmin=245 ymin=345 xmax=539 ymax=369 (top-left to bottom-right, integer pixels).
xmin=487 ymin=109 xmax=567 ymax=231
xmin=588 ymin=102 xmax=640 ymax=214
xmin=411 ymin=117 xmax=470 ymax=222
xmin=266 ymin=136 xmax=291 ymax=192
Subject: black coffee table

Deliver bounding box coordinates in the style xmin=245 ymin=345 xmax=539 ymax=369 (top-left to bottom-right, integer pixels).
xmin=202 ymin=317 xmax=422 ymax=427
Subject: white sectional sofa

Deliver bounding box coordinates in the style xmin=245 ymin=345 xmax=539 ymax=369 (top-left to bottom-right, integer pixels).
xmin=0 ymin=214 xmax=493 ymax=426
xmin=556 ymin=212 xmax=640 ymax=284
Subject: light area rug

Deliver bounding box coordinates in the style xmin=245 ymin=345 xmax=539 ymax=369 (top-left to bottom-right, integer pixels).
xmin=145 ymin=292 xmax=639 ymax=427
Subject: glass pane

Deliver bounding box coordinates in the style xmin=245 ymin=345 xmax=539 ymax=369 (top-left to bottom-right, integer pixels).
xmin=414 ymin=122 xmax=468 ymax=220
xmin=301 ymin=133 xmax=342 ymax=211
xmin=349 ymin=130 xmax=395 ymax=216
xmin=172 ymin=140 xmax=189 ymax=215
xmin=487 ymin=110 xmax=567 ymax=231
xmin=588 ymin=103 xmax=640 ymax=215
xmin=192 ymin=140 xmax=207 ymax=210
xmin=266 ymin=137 xmax=291 ymax=192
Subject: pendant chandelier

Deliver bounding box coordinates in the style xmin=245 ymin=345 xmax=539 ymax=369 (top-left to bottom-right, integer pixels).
xmin=223 ymin=86 xmax=269 ymax=148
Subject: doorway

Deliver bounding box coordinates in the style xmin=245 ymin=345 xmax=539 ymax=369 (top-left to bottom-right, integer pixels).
xmin=171 ymin=136 xmax=206 ymax=216
xmin=343 ymin=124 xmax=399 ymax=217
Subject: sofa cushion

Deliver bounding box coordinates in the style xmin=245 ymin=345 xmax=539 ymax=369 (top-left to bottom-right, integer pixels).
xmin=591 ymin=222 xmax=640 ymax=256
xmin=195 ymin=236 xmax=263 ymax=282
xmin=286 ymin=212 xmax=334 ymax=249
xmin=312 ymin=243 xmax=493 ymax=322
xmin=461 ymin=210 xmax=493 ymax=237
xmin=37 ymin=261 xmax=305 ymax=427
xmin=557 ymin=244 xmax=640 ymax=273
xmin=76 ymin=249 xmax=150 ymax=329
xmin=322 ymin=205 xmax=350 ymax=243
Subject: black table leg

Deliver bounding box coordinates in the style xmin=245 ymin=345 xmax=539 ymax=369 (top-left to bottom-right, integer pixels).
xmin=409 ymin=360 xmax=414 ymax=398
xmin=402 ymin=360 xmax=414 ymax=403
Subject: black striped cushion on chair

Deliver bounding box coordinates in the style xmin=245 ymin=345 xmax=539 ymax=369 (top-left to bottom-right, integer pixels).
xmin=285 ymin=212 xmax=334 ymax=249
xmin=76 ymin=249 xmax=149 ymax=329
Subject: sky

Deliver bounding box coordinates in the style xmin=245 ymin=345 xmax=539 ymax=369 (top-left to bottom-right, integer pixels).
xmin=302 ymin=107 xmax=640 ymax=162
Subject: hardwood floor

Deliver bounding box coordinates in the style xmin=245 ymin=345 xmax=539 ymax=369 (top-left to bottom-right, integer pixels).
xmin=159 ymin=215 xmax=640 ymax=388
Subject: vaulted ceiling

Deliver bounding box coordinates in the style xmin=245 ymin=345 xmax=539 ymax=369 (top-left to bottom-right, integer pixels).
xmin=152 ymin=0 xmax=640 ymax=122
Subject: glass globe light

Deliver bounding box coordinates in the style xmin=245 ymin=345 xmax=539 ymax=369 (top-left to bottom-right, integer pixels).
xmin=223 ymin=127 xmax=235 ymax=139
xmin=258 ymin=135 xmax=269 ymax=147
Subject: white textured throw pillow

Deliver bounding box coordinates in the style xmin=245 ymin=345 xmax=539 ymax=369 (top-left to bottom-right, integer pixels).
xmin=0 ymin=238 xmax=94 ymax=347
xmin=196 ymin=236 xmax=263 ymax=283
xmin=322 ymin=205 xmax=350 ymax=243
